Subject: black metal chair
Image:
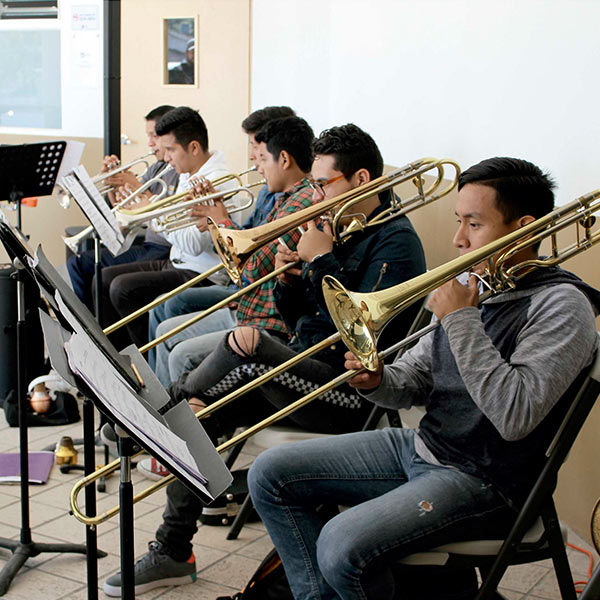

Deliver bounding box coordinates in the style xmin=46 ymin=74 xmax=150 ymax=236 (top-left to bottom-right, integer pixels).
xmin=398 ymin=334 xmax=600 ymax=600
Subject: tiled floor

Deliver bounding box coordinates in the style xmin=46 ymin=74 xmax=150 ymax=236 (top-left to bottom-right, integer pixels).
xmin=0 ymin=408 xmax=597 ymax=600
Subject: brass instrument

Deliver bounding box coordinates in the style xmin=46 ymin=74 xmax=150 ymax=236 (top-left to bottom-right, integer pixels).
xmin=69 ymin=187 xmax=600 ymax=526
xmin=70 ymin=158 xmax=460 ymax=524
xmin=114 ymin=167 xmax=259 ymax=232
xmin=92 ymin=151 xmax=156 ymax=195
xmin=210 ymin=157 xmax=460 ymax=285
xmin=105 ymin=157 xmax=458 ymax=338
xmin=102 ymin=169 xmax=261 ymax=334
xmin=61 ymin=164 xmax=174 ymax=256
xmin=156 ymin=178 xmax=266 ymax=234
xmin=323 ymin=189 xmax=600 ymax=371
xmin=136 ymin=158 xmax=459 ymax=351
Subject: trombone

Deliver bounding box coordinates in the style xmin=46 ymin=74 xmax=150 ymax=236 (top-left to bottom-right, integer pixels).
xmin=323 ymin=189 xmax=600 ymax=371
xmin=69 ymin=187 xmax=600 ymax=527
xmin=111 ymin=157 xmax=459 ymax=347
xmin=62 ymin=164 xmax=175 ymax=256
xmin=69 ymin=157 xmax=461 ymax=524
xmin=210 ymin=157 xmax=460 ymax=285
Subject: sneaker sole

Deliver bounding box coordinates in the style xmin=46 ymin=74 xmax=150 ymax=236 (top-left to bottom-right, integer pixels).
xmin=103 ymin=572 xmax=196 ymax=597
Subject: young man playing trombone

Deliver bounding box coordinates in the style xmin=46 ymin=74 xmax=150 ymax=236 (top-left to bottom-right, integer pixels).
xmin=103 ymin=123 xmax=427 ymax=596
xmin=66 ymin=104 xmax=178 ymax=312
xmin=248 ymin=157 xmax=600 ymax=600
xmin=99 ymin=106 xmax=239 ymax=350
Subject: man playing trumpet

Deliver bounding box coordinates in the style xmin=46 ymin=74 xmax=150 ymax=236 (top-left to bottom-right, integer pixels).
xmin=66 ymin=105 xmax=178 ymax=312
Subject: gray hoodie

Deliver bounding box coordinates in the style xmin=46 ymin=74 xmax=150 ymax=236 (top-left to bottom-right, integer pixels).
xmin=364 ymin=267 xmax=600 ymax=506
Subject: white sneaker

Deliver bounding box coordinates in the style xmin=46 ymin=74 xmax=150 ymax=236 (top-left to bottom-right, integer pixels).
xmin=137 ymin=458 xmax=170 ymax=480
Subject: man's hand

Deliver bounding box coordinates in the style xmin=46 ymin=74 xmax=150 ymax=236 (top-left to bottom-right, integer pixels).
xmin=106 ymin=170 xmax=139 ymax=189
xmin=427 ymin=275 xmax=479 ymax=321
xmin=191 ymin=200 xmax=229 ymax=232
xmin=274 ymin=242 xmax=302 ymax=284
xmin=101 ymin=154 xmax=120 ymax=173
xmin=192 ymin=177 xmax=223 ymax=201
xmin=344 ymin=351 xmax=384 ymax=390
xmin=297 ymin=220 xmax=333 ymax=263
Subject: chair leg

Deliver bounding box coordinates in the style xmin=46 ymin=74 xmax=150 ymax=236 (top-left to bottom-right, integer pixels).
xmin=226 ymin=493 xmax=254 ymax=540
xmin=540 ymin=503 xmax=577 ymax=600
xmin=580 ymin=563 xmax=600 ymax=600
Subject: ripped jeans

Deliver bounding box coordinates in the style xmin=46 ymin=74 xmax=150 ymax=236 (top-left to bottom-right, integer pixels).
xmin=248 ymin=428 xmax=516 ymax=600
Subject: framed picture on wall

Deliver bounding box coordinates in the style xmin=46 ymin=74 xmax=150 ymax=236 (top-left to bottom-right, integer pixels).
xmin=163 ymin=17 xmax=196 ymax=86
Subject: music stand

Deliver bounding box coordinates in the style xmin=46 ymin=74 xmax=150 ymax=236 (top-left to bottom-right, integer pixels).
xmin=0 ymin=143 xmax=93 ymax=597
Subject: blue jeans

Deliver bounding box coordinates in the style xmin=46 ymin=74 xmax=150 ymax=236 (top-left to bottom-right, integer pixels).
xmin=154 ymin=313 xmax=237 ymax=386
xmin=66 ymin=242 xmax=170 ymax=312
xmin=248 ymin=428 xmax=515 ymax=600
xmin=147 ymin=285 xmax=235 ymax=376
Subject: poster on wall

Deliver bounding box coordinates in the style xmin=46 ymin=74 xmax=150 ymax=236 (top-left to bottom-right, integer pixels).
xmin=163 ymin=17 xmax=196 ymax=86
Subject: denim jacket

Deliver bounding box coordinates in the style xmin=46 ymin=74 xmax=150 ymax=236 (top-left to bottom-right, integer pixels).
xmin=274 ymin=191 xmax=426 ymax=370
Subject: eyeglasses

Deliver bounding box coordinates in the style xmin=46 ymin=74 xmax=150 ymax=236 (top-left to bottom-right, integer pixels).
xmin=308 ymin=174 xmax=345 ymax=196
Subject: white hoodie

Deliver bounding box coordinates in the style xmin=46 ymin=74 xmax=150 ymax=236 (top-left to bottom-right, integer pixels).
xmin=165 ymin=150 xmax=243 ymax=284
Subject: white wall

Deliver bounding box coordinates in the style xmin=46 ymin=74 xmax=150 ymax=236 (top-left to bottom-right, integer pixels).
xmin=252 ymin=0 xmax=600 ymax=203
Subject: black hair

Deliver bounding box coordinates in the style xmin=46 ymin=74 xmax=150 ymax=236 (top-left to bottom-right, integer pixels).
xmin=155 ymin=106 xmax=209 ymax=152
xmin=144 ymin=105 xmax=175 ymax=122
xmin=254 ymin=116 xmax=314 ymax=173
xmin=241 ymin=106 xmax=296 ymax=134
xmin=458 ymin=157 xmax=555 ymax=222
xmin=312 ymin=124 xmax=383 ymax=181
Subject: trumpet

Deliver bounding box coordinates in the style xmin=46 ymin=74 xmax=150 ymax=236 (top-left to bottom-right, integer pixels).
xmin=154 ymin=178 xmax=266 ymax=234
xmin=62 ymin=164 xmax=174 ymax=256
xmin=210 ymin=157 xmax=460 ymax=285
xmin=91 ymin=151 xmax=156 ymax=195
xmin=113 ymin=168 xmax=259 ymax=232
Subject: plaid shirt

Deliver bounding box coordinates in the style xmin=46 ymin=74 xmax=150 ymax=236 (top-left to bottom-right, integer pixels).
xmin=235 ymin=177 xmax=315 ymax=334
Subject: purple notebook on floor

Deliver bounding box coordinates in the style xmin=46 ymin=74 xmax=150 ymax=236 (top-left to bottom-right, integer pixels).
xmin=0 ymin=451 xmax=54 ymax=484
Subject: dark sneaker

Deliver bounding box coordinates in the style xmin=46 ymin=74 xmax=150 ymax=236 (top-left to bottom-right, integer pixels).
xmin=103 ymin=541 xmax=196 ymax=597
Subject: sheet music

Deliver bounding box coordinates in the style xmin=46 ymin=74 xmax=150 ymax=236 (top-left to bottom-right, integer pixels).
xmin=55 ymin=292 xmax=212 ymax=497
xmin=61 ymin=165 xmax=124 ymax=255
xmin=53 ymin=141 xmax=84 ymax=192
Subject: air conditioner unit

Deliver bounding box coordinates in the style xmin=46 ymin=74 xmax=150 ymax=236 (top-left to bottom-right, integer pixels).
xmin=0 ymin=0 xmax=58 ymax=19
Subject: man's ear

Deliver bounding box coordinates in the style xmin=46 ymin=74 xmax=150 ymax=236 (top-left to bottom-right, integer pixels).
xmin=279 ymin=150 xmax=292 ymax=170
xmin=353 ymin=167 xmax=371 ymax=186
xmin=518 ymin=215 xmax=536 ymax=227
xmin=188 ymin=140 xmax=201 ymax=155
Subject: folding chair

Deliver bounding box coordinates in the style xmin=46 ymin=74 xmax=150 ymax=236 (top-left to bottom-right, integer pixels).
xmin=399 ymin=334 xmax=600 ymax=600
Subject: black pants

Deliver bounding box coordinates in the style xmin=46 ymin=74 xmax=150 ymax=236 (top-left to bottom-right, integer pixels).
xmin=98 ymin=259 xmax=198 ymax=349
xmin=156 ymin=330 xmax=372 ymax=561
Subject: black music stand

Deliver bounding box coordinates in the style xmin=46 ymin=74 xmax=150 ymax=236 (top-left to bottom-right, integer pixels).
xmin=0 ymin=143 xmax=91 ymax=597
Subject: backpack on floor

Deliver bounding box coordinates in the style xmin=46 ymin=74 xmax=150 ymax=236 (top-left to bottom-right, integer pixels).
xmin=216 ymin=547 xmax=293 ymax=600
xmin=3 ymin=389 xmax=80 ymax=427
